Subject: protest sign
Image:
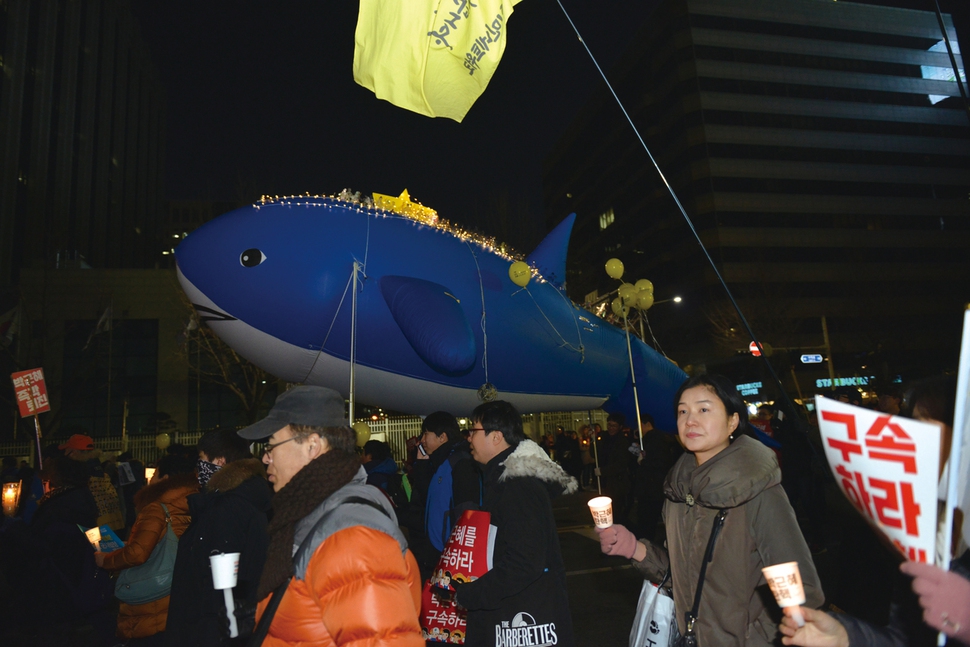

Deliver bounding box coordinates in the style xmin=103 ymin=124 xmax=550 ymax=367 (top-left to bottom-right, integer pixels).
xmin=422 ymin=509 xmax=495 ymax=643
xmin=816 ymin=396 xmax=940 ymax=563
xmin=10 ymin=368 xmax=51 ymax=417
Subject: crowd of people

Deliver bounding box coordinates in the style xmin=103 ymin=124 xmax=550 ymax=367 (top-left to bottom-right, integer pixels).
xmin=0 ymin=372 xmax=966 ymax=647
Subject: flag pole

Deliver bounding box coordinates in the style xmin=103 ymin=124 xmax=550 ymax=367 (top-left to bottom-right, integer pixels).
xmin=349 ymin=262 xmax=360 ymax=425
xmin=33 ymin=415 xmax=44 ymax=471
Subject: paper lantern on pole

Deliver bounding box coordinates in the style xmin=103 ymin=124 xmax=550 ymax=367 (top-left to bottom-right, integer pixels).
xmin=155 ymin=432 xmax=171 ymax=450
xmin=508 ymin=261 xmax=531 ymax=287
xmin=636 ymin=291 xmax=655 ymax=311
xmin=353 ymin=421 xmax=372 ymax=447
xmin=634 ymin=279 xmax=654 ymax=294
xmin=605 ymin=258 xmax=624 ymax=280
xmin=2 ymin=482 xmax=21 ymax=517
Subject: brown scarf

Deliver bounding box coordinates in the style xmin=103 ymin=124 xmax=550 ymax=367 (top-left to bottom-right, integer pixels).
xmin=257 ymin=449 xmax=362 ymax=599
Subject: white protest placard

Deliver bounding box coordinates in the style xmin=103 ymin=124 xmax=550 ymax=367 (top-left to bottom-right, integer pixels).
xmin=816 ymin=396 xmax=940 ymax=563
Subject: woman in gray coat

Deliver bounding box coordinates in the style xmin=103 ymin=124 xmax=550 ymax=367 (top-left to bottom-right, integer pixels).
xmin=598 ymin=374 xmax=824 ymax=646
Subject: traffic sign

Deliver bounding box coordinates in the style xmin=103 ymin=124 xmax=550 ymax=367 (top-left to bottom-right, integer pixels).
xmin=801 ymin=354 xmax=823 ymax=364
xmin=749 ymin=341 xmax=761 ymax=356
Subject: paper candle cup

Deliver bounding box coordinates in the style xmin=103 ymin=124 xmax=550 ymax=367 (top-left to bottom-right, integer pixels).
xmin=587 ymin=496 xmax=613 ymax=528
xmin=209 ymin=552 xmax=241 ymax=590
xmin=762 ymin=561 xmax=806 ymax=627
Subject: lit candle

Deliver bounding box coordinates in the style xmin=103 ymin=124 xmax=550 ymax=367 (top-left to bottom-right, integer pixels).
xmin=2 ymin=482 xmax=21 ymax=517
xmin=145 ymin=467 xmax=156 ymax=482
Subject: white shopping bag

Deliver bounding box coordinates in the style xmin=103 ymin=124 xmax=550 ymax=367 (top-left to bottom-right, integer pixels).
xmin=630 ymin=575 xmax=677 ymax=647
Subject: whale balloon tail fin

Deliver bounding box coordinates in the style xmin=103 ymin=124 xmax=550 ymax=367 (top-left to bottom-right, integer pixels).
xmin=526 ymin=213 xmax=575 ymax=290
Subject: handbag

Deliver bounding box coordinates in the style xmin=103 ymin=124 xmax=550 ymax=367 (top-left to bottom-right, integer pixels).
xmin=676 ymin=509 xmax=728 ymax=647
xmin=115 ymin=503 xmax=178 ymax=605
xmin=630 ymin=568 xmax=677 ymax=647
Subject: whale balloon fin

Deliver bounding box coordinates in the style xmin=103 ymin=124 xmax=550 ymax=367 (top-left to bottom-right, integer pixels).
xmin=525 ymin=213 xmax=575 ymax=290
xmin=379 ymin=275 xmax=477 ymax=376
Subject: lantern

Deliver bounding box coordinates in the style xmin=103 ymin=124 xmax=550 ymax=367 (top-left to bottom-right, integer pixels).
xmin=2 ymin=481 xmax=22 ymax=517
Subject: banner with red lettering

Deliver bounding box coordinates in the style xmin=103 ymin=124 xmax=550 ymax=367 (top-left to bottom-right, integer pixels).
xmin=816 ymin=395 xmax=940 ymax=563
xmin=421 ymin=509 xmax=495 ymax=643
xmin=10 ymin=368 xmax=51 ymax=417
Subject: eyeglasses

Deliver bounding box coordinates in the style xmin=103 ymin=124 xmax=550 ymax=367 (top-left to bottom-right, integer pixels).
xmin=263 ymin=436 xmax=298 ymax=456
xmin=463 ymin=426 xmax=487 ymax=438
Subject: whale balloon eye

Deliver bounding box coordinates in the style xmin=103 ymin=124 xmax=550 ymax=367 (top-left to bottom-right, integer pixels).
xmin=240 ymin=249 xmax=266 ymax=267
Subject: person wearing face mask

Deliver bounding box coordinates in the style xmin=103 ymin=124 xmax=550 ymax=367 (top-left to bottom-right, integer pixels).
xmin=597 ymin=373 xmax=823 ymax=646
xmin=165 ymin=429 xmax=271 ymax=647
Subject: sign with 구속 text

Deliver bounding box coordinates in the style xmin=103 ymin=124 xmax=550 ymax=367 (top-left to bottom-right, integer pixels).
xmin=816 ymin=396 xmax=939 ymax=563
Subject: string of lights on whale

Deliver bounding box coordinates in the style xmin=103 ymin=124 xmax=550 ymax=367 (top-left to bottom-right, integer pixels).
xmin=174 ymin=191 xmax=687 ymax=430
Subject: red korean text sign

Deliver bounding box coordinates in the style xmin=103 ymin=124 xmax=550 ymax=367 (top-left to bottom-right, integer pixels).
xmin=815 ymin=396 xmax=939 ymax=563
xmin=422 ymin=509 xmax=494 ymax=644
xmin=10 ymin=368 xmax=51 ymax=417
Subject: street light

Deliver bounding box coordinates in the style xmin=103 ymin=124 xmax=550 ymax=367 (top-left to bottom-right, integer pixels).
xmin=653 ymin=296 xmax=683 ymax=305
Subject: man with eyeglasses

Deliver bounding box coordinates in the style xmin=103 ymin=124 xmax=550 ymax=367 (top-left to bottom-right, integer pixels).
xmin=237 ymin=385 xmax=423 ymax=646
xmin=450 ymin=401 xmax=577 ymax=647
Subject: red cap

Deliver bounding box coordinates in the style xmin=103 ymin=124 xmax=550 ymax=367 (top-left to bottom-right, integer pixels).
xmin=58 ymin=434 xmax=95 ymax=452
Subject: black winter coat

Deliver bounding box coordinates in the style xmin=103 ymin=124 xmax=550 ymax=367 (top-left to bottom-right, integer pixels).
xmin=454 ymin=440 xmax=577 ymax=647
xmin=165 ymin=459 xmax=271 ymax=647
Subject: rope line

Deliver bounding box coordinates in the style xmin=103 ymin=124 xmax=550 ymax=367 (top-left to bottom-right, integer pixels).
xmin=554 ymin=0 xmax=797 ymax=418
xmin=465 ymin=241 xmax=489 ymax=384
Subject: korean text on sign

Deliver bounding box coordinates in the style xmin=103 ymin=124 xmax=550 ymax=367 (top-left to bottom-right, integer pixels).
xmin=10 ymin=368 xmax=52 ymax=418
xmin=815 ymin=396 xmax=940 ymax=563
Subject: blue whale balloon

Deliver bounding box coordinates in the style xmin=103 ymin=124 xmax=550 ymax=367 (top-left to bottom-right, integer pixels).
xmin=175 ymin=195 xmax=687 ymax=430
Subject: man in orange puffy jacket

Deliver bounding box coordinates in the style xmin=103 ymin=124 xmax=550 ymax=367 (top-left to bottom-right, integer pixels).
xmin=239 ymin=385 xmax=423 ymax=647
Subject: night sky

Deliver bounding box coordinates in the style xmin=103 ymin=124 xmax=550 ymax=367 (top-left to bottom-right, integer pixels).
xmin=128 ymin=0 xmax=659 ymax=250
xmin=129 ymin=0 xmax=969 ymax=252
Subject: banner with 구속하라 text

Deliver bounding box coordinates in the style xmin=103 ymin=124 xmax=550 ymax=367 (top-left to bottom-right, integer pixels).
xmin=816 ymin=396 xmax=940 ymax=563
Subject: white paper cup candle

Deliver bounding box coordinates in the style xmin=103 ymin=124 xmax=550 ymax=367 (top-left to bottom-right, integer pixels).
xmin=210 ymin=553 xmax=241 ymax=638
xmin=762 ymin=561 xmax=806 ymax=627
xmin=210 ymin=552 xmax=240 ymax=589
xmin=587 ymin=496 xmax=613 ymax=528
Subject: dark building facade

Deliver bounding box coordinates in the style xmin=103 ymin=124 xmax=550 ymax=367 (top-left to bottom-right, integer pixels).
xmin=0 ymin=0 xmax=166 ymax=285
xmin=544 ymin=0 xmax=970 ymax=391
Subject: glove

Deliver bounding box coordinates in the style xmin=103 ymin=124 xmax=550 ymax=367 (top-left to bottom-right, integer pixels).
xmin=595 ymin=524 xmax=638 ymax=559
xmin=900 ymin=560 xmax=970 ymax=642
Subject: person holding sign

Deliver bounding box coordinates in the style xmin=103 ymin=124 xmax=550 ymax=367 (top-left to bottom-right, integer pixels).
xmin=781 ymin=375 xmax=970 ymax=647
xmin=451 ymin=400 xmax=578 ymax=647
xmin=597 ymin=374 xmax=823 ymax=646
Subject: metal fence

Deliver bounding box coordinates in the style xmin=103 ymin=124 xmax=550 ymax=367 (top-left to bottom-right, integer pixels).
xmin=0 ymin=409 xmax=611 ymax=466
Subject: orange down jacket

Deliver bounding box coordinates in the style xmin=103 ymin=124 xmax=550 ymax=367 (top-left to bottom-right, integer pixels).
xmin=255 ymin=502 xmax=423 ymax=647
xmin=101 ymin=472 xmax=198 ymax=639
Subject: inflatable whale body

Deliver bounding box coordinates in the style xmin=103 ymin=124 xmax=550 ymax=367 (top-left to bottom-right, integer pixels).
xmin=175 ymin=195 xmax=687 ymax=430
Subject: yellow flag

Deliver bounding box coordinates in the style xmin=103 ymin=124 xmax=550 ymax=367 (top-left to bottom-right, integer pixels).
xmin=354 ymin=0 xmax=523 ymax=123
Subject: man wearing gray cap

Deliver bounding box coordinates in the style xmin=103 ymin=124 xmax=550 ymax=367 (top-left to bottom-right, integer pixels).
xmin=239 ymin=385 xmax=423 ymax=646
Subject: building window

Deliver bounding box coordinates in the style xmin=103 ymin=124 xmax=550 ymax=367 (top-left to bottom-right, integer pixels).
xmin=599 ymin=208 xmax=616 ymax=230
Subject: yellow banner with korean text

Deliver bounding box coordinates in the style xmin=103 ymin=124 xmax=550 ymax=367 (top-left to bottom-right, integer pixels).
xmin=353 ymin=0 xmax=523 ymax=122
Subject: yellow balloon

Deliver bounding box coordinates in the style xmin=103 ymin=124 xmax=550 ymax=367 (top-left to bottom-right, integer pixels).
xmin=618 ymin=282 xmax=636 ymax=301
xmin=636 ymin=291 xmax=655 ymax=310
xmin=509 ymin=261 xmax=531 ymax=287
xmin=155 ymin=433 xmax=171 ymax=450
xmin=353 ymin=421 xmax=372 ymax=447
xmin=611 ymin=297 xmax=629 ymax=318
xmin=605 ymin=258 xmax=624 ymax=280
xmin=634 ymin=279 xmax=654 ymax=294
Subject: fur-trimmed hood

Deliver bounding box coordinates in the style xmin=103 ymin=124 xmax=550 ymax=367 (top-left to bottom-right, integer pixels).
xmin=206 ymin=457 xmax=266 ymax=493
xmin=133 ymin=472 xmax=199 ymax=512
xmin=498 ymin=439 xmax=578 ymax=496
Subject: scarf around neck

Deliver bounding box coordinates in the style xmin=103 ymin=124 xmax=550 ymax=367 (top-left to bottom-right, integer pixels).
xmin=257 ymin=449 xmax=361 ymax=599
